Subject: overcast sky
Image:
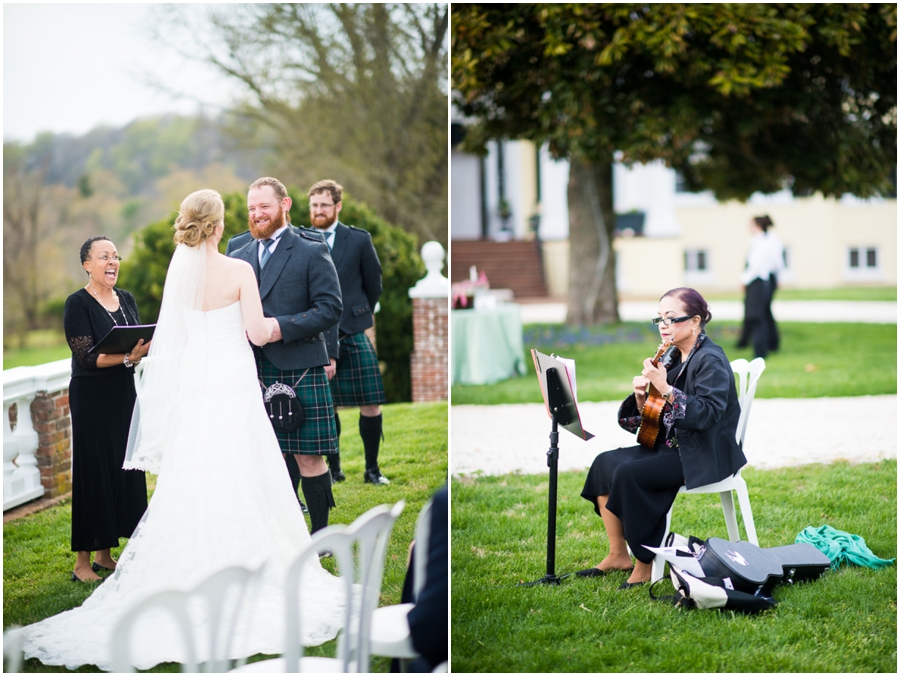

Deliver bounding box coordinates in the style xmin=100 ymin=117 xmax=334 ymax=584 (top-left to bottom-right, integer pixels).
xmin=3 ymin=3 xmax=238 ymax=143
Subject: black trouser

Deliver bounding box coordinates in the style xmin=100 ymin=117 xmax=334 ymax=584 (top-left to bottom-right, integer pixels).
xmin=742 ymin=277 xmax=775 ymax=359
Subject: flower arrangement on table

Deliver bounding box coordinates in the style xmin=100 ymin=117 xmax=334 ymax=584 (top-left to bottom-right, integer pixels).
xmin=452 ymin=270 xmax=490 ymax=309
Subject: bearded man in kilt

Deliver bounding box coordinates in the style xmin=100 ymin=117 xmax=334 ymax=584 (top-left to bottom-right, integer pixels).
xmin=227 ymin=177 xmax=342 ymax=533
xmin=308 ymin=180 xmax=390 ymax=486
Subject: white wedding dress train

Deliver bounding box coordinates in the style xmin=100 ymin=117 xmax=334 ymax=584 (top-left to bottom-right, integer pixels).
xmin=23 ymin=301 xmax=346 ymax=671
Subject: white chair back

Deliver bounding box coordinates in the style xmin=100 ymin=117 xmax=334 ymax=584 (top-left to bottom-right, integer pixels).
xmin=282 ymin=501 xmax=405 ymax=673
xmin=731 ymin=357 xmax=766 ymax=446
xmin=3 ymin=626 xmax=24 ymax=674
xmin=110 ymin=563 xmax=264 ymax=673
xmin=111 ymin=589 xmax=199 ymax=673
xmin=412 ymin=499 xmax=435 ymax=601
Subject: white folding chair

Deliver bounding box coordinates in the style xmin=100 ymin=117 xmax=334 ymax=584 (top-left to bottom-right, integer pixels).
xmin=3 ymin=626 xmax=24 ymax=673
xmin=232 ymin=500 xmax=405 ymax=673
xmin=369 ymin=499 xmax=435 ymax=670
xmin=650 ymin=357 xmax=766 ymax=583
xmin=110 ymin=563 xmax=265 ymax=673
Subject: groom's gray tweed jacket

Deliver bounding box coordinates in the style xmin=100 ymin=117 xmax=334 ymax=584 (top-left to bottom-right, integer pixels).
xmin=227 ymin=226 xmax=342 ymax=371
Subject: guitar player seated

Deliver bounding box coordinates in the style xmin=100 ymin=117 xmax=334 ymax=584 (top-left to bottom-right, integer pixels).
xmin=578 ymin=287 xmax=746 ymax=590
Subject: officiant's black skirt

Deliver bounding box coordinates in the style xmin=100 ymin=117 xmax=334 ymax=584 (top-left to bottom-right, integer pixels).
xmin=581 ymin=444 xmax=684 ymax=564
xmin=256 ymin=352 xmax=338 ymax=455
xmin=69 ymin=371 xmax=147 ymax=552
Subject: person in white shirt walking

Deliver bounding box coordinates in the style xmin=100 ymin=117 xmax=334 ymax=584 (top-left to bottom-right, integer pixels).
xmin=737 ymin=215 xmax=784 ymax=359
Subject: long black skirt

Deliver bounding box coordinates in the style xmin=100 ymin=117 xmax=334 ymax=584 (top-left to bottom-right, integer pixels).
xmin=70 ymin=370 xmax=147 ymax=552
xmin=581 ymin=444 xmax=684 ymax=564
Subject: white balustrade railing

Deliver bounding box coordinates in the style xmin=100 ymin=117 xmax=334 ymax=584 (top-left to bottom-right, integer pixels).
xmin=3 ymin=358 xmax=150 ymax=512
xmin=3 ymin=359 xmax=71 ymax=511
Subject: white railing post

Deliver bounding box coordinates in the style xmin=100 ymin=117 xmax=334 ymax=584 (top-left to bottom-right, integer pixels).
xmin=3 ymin=398 xmax=23 ymax=507
xmin=3 ymin=360 xmax=71 ymax=511
xmin=10 ymin=390 xmax=42 ymax=504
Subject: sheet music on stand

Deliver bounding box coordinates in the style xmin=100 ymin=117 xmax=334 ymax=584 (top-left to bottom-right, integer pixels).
xmin=531 ymin=350 xmax=593 ymax=441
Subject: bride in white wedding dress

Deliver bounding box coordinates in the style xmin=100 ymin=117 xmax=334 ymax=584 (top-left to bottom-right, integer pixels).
xmin=22 ymin=189 xmax=347 ymax=671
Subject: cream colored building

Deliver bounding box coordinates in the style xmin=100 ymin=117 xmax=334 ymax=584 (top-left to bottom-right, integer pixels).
xmin=452 ymin=137 xmax=897 ymax=298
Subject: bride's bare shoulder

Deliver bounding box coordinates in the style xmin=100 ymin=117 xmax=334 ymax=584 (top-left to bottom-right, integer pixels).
xmin=216 ymin=253 xmax=253 ymax=271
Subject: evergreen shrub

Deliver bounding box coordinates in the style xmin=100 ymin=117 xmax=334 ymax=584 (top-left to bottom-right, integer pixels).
xmin=121 ymin=188 xmax=424 ymax=402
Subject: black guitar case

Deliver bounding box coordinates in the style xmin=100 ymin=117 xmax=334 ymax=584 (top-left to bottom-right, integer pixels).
xmin=698 ymin=538 xmax=831 ymax=597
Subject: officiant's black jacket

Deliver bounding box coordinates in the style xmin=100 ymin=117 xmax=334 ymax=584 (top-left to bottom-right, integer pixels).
xmin=227 ymin=227 xmax=342 ymax=371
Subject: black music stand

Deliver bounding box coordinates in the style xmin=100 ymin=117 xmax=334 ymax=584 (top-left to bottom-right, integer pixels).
xmin=519 ymin=350 xmax=593 ymax=587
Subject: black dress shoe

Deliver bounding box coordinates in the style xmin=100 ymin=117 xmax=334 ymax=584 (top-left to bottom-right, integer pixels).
xmin=617 ymin=580 xmax=647 ymax=591
xmin=363 ymin=469 xmax=390 ymax=485
xmin=91 ymin=562 xmax=115 ymax=574
xmin=331 ymin=469 xmax=346 ymax=483
xmin=298 ymin=498 xmax=309 ymax=514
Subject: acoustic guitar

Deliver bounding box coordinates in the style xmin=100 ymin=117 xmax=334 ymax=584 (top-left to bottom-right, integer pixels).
xmin=636 ymin=341 xmax=673 ymax=448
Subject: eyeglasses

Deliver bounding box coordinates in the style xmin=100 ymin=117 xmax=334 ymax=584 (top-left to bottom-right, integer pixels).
xmin=309 ymin=202 xmax=336 ymax=210
xmin=92 ymin=255 xmax=124 ymax=263
xmin=652 ymin=315 xmax=694 ymax=326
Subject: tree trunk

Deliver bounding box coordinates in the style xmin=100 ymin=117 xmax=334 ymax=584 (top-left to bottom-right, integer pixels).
xmin=566 ymin=157 xmax=619 ymax=325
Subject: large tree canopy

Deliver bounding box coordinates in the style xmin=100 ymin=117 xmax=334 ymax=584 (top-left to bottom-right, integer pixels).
xmin=152 ymin=3 xmax=449 ymax=247
xmin=453 ymin=4 xmax=897 ymax=324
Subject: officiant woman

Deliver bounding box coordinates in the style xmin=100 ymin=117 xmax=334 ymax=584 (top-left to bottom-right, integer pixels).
xmin=63 ymin=236 xmax=151 ymax=582
xmin=578 ymin=287 xmax=746 ymax=590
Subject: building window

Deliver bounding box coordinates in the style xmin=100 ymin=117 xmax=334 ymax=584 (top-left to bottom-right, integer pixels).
xmin=845 ymin=246 xmax=882 ymax=281
xmin=684 ymin=248 xmax=714 ymax=285
xmin=684 ymin=249 xmax=708 ymax=272
xmin=848 ymin=247 xmax=878 ymax=270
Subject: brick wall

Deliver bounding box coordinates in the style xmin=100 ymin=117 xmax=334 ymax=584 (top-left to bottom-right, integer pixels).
xmin=410 ymin=297 xmax=448 ymax=402
xmin=31 ymin=389 xmax=72 ymax=498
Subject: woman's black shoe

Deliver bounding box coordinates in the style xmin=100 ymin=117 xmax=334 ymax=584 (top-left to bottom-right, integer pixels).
xmin=575 ymin=567 xmax=608 ymax=578
xmin=617 ymin=580 xmax=646 ymax=591
xmin=91 ymin=562 xmax=115 ymax=573
xmin=71 ymin=572 xmax=101 ymax=583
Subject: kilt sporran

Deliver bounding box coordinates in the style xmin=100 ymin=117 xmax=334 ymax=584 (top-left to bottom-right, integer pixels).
xmin=260 ymin=368 xmax=309 ymax=432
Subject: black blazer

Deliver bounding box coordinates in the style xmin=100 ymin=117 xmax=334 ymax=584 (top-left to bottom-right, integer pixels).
xmin=407 ymin=484 xmax=448 ymax=671
xmin=227 ymin=227 xmax=342 ymax=371
xmin=321 ymin=222 xmax=383 ymax=360
xmin=618 ymin=336 xmax=746 ymax=490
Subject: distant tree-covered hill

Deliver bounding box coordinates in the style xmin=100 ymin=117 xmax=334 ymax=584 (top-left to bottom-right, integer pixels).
xmin=3 ymin=113 xmax=268 ymax=342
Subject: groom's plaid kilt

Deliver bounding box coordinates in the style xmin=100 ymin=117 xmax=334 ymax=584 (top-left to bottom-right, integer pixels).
xmin=330 ymin=330 xmax=387 ymax=407
xmin=255 ymin=350 xmax=338 ymax=455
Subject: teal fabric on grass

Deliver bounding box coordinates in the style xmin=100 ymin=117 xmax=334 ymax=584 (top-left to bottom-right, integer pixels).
xmin=796 ymin=525 xmax=895 ymax=570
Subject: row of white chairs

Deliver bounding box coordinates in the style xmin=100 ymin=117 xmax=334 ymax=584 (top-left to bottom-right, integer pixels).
xmin=111 ymin=499 xmax=432 ymax=673
xmin=3 ymin=499 xmax=435 ymax=673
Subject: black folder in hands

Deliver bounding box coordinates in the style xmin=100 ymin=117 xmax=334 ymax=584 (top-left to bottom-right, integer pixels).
xmin=88 ymin=325 xmax=156 ymax=355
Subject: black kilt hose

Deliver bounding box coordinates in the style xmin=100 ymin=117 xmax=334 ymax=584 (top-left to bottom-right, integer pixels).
xmin=255 ymin=349 xmax=338 ymax=455
xmin=330 ymin=331 xmax=387 ymax=407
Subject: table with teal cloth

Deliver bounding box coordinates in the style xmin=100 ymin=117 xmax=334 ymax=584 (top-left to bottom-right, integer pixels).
xmin=452 ymin=304 xmax=527 ymax=385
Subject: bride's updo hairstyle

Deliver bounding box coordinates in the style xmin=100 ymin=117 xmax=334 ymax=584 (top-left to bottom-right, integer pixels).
xmin=173 ymin=189 xmax=225 ymax=247
xmin=660 ymin=287 xmax=713 ymax=329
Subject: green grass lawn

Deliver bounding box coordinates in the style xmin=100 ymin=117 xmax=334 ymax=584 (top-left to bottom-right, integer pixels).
xmin=452 ymin=321 xmax=897 ymax=404
xmin=3 ymin=330 xmax=70 ymax=370
xmin=451 ymin=460 xmax=897 ymax=673
xmin=3 ymin=402 xmax=448 ymax=673
xmin=700 ymin=285 xmax=897 ymax=302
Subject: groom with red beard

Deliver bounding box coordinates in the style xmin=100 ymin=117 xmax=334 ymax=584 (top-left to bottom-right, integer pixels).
xmin=226 ymin=177 xmax=342 ymax=534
